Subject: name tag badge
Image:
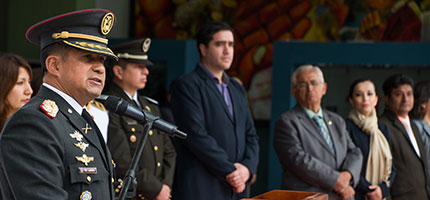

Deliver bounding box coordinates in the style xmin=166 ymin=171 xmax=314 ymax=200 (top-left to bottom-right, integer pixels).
xmin=126 ymin=118 xmax=138 ymax=125
xmin=79 ymin=167 xmax=97 ymax=174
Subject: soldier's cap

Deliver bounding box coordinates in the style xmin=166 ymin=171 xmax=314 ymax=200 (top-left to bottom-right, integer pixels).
xmin=110 ymin=38 xmax=153 ymax=66
xmin=25 ymin=9 xmax=118 ymax=60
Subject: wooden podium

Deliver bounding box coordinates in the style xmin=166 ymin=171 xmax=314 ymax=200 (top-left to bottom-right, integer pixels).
xmin=242 ymin=190 xmax=328 ymax=200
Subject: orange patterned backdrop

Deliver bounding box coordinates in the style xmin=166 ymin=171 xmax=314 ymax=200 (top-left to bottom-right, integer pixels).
xmin=134 ymin=0 xmax=426 ymax=119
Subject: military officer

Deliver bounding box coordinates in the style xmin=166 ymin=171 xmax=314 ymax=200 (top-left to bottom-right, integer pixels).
xmin=0 ymin=9 xmax=117 ymax=200
xmin=103 ymin=38 xmax=176 ymax=200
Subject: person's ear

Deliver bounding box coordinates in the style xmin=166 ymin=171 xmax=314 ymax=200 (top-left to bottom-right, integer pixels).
xmin=348 ymin=97 xmax=354 ymax=106
xmin=45 ymin=55 xmax=61 ymax=76
xmin=112 ymin=65 xmax=124 ymax=80
xmin=199 ymin=43 xmax=207 ymax=57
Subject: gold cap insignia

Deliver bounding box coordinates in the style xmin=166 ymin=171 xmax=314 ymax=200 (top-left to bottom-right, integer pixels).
xmin=100 ymin=13 xmax=114 ymax=35
xmin=80 ymin=190 xmax=92 ymax=200
xmin=70 ymin=130 xmax=84 ymax=141
xmin=76 ymin=154 xmax=94 ymax=166
xmin=74 ymin=142 xmax=89 ymax=152
xmin=142 ymin=38 xmax=151 ymax=53
xmin=40 ymin=99 xmax=58 ymax=118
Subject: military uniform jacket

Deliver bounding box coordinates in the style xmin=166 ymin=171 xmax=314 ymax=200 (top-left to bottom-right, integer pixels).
xmin=0 ymin=85 xmax=115 ymax=200
xmin=104 ymin=83 xmax=176 ymax=199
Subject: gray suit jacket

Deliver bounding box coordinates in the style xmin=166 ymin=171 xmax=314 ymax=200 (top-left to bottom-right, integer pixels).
xmin=274 ymin=105 xmax=362 ymax=199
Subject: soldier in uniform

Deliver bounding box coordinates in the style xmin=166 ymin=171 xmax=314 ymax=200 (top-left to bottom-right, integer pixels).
xmin=0 ymin=9 xmax=117 ymax=200
xmin=103 ymin=38 xmax=176 ymax=200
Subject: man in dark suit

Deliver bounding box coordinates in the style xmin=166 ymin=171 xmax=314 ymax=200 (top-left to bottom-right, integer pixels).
xmin=274 ymin=64 xmax=362 ymax=200
xmin=103 ymin=38 xmax=176 ymax=200
xmin=379 ymin=74 xmax=430 ymax=200
xmin=170 ymin=22 xmax=259 ymax=200
xmin=0 ymin=9 xmax=117 ymax=199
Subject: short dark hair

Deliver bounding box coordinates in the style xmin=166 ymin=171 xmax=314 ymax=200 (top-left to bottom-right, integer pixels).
xmin=382 ymin=74 xmax=414 ymax=97
xmin=411 ymin=80 xmax=430 ymax=119
xmin=347 ymin=78 xmax=374 ymax=100
xmin=40 ymin=43 xmax=70 ymax=71
xmin=196 ymin=21 xmax=233 ymax=58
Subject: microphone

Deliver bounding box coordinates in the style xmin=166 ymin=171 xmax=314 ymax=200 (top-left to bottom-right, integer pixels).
xmin=96 ymin=95 xmax=187 ymax=139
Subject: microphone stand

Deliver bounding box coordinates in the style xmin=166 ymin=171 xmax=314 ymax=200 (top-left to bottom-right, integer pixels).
xmin=118 ymin=119 xmax=155 ymax=200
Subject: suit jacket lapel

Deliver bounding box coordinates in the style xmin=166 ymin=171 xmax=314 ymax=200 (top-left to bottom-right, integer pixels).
xmin=294 ymin=105 xmax=334 ymax=155
xmin=196 ymin=66 xmax=234 ymax=122
xmin=38 ymin=86 xmax=110 ymax=168
xmin=388 ymin=111 xmax=424 ymax=161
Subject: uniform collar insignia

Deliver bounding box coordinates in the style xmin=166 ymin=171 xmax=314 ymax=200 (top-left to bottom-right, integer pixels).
xmin=70 ymin=130 xmax=84 ymax=141
xmin=74 ymin=142 xmax=89 ymax=152
xmin=40 ymin=99 xmax=59 ymax=118
xmin=82 ymin=124 xmax=92 ymax=134
xmin=76 ymin=154 xmax=94 ymax=166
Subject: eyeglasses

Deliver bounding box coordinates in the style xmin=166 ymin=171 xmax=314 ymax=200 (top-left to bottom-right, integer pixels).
xmin=296 ymin=80 xmax=322 ymax=89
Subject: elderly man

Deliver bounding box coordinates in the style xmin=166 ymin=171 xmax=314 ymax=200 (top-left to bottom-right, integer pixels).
xmin=274 ymin=64 xmax=362 ymax=200
xmin=0 ymin=9 xmax=117 ymax=200
xmin=379 ymin=74 xmax=430 ymax=200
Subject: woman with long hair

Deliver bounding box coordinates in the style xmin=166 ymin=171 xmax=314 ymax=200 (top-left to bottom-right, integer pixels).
xmin=0 ymin=53 xmax=33 ymax=131
xmin=345 ymin=79 xmax=395 ymax=200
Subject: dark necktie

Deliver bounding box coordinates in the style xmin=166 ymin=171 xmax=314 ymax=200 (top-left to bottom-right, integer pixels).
xmin=82 ymin=109 xmax=108 ymax=156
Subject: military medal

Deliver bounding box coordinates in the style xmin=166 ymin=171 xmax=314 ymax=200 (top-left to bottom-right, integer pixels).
xmin=40 ymin=99 xmax=59 ymax=118
xmin=74 ymin=142 xmax=89 ymax=152
xmin=70 ymin=130 xmax=84 ymax=141
xmin=80 ymin=190 xmax=92 ymax=200
xmin=76 ymin=154 xmax=94 ymax=166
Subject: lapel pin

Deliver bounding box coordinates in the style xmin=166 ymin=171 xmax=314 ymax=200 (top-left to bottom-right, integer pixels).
xmin=70 ymin=130 xmax=84 ymax=141
xmin=74 ymin=142 xmax=89 ymax=152
xmin=76 ymin=154 xmax=94 ymax=166
xmin=82 ymin=124 xmax=92 ymax=134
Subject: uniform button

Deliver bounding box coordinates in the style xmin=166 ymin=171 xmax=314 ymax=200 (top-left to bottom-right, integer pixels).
xmin=87 ymin=176 xmax=91 ymax=182
xmin=68 ymin=108 xmax=73 ymax=113
xmin=112 ymin=177 xmax=114 ymax=183
xmin=131 ymin=127 xmax=135 ymax=132
xmin=115 ymin=188 xmax=120 ymax=193
xmin=130 ymin=135 xmax=137 ymax=143
xmin=138 ymin=194 xmax=143 ymax=197
xmin=149 ymin=130 xmax=153 ymax=136
xmin=154 ymin=146 xmax=158 ymax=151
xmin=157 ymin=162 xmax=161 ymax=167
xmin=145 ymin=106 xmax=151 ymax=111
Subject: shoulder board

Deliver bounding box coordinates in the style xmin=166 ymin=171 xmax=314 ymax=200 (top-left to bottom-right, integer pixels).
xmin=143 ymin=96 xmax=159 ymax=105
xmin=91 ymin=100 xmax=106 ymax=111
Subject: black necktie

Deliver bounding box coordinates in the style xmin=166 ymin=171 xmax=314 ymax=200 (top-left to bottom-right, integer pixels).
xmin=132 ymin=99 xmax=141 ymax=109
xmin=81 ymin=109 xmax=108 ymax=156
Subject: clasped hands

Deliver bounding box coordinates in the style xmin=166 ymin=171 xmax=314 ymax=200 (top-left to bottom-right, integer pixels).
xmin=333 ymin=171 xmax=354 ymax=200
xmin=226 ymin=163 xmax=250 ymax=193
